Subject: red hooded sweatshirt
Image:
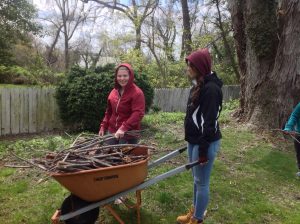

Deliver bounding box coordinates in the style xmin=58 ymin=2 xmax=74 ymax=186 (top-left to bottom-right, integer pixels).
xmin=99 ymin=63 xmax=145 ymax=134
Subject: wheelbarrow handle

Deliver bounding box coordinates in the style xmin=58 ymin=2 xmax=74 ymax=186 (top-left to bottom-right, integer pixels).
xmin=148 ymin=145 xmax=187 ymax=169
xmin=59 ymin=160 xmax=199 ymax=221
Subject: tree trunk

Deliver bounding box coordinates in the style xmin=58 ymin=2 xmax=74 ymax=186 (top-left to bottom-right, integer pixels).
xmin=135 ymin=25 xmax=142 ymax=51
xmin=229 ymin=0 xmax=300 ymax=129
xmin=180 ymin=0 xmax=192 ymax=58
xmin=91 ymin=48 xmax=103 ymax=70
xmin=270 ymin=0 xmax=300 ymax=126
xmin=64 ymin=30 xmax=69 ymax=71
xmin=46 ymin=25 xmax=63 ymax=67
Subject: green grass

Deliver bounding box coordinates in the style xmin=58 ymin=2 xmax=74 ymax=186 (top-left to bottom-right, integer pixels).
xmin=1 ymin=101 xmax=300 ymax=223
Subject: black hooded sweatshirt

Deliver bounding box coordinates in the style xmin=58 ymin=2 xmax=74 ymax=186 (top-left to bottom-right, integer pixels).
xmin=184 ymin=72 xmax=223 ymax=157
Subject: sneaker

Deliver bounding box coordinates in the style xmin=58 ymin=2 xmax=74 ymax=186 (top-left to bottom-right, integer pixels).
xmin=114 ymin=196 xmax=126 ymax=205
xmin=204 ymin=209 xmax=207 ymax=217
xmin=177 ymin=206 xmax=194 ymax=224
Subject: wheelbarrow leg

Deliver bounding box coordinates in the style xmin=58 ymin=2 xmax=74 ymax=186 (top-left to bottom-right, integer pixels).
xmin=136 ymin=190 xmax=142 ymax=224
xmin=105 ymin=205 xmax=125 ymax=224
xmin=105 ymin=190 xmax=142 ymax=224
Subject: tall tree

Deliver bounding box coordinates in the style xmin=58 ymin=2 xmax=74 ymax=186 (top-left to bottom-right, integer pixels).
xmin=229 ymin=0 xmax=300 ymax=128
xmin=54 ymin=0 xmax=93 ymax=71
xmin=0 ymin=0 xmax=41 ymax=65
xmin=84 ymin=0 xmax=158 ymax=51
xmin=144 ymin=2 xmax=177 ymax=61
xmin=180 ymin=0 xmax=192 ymax=57
xmin=142 ymin=2 xmax=178 ymax=86
xmin=45 ymin=24 xmax=63 ymax=67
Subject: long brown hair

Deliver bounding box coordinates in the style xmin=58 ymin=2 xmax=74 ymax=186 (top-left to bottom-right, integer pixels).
xmin=188 ymin=61 xmax=204 ymax=104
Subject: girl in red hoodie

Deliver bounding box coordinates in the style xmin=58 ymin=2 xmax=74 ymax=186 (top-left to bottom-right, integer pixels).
xmin=99 ymin=64 xmax=145 ymax=144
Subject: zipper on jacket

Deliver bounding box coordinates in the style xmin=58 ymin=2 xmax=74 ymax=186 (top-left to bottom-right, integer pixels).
xmin=115 ymin=93 xmax=122 ymax=128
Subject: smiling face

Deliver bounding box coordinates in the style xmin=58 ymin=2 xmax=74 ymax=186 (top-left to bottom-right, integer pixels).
xmin=116 ymin=67 xmax=130 ymax=88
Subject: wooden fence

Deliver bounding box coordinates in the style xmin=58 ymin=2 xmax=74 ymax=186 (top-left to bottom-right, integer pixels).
xmin=153 ymin=85 xmax=240 ymax=112
xmin=0 ymin=85 xmax=239 ymax=136
xmin=0 ymin=86 xmax=62 ymax=136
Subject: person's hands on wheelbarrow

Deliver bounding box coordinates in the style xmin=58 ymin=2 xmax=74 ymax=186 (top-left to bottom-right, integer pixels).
xmin=199 ymin=156 xmax=208 ymax=165
xmin=98 ymin=128 xmax=105 ymax=136
xmin=199 ymin=148 xmax=209 ymax=166
xmin=283 ymin=130 xmax=298 ymax=137
xmin=115 ymin=129 xmax=125 ymax=139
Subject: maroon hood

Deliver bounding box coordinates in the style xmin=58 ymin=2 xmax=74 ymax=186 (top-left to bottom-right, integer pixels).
xmin=114 ymin=63 xmax=135 ymax=90
xmin=186 ymin=48 xmax=212 ymax=76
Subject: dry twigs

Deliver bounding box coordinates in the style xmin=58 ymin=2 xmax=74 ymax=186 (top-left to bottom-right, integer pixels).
xmin=10 ymin=132 xmax=149 ymax=173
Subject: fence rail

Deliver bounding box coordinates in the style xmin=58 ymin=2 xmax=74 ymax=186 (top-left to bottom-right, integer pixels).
xmin=0 ymin=85 xmax=240 ymax=136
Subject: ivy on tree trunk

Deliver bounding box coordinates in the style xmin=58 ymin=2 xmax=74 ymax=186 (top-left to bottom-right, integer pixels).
xmin=229 ymin=0 xmax=300 ymax=129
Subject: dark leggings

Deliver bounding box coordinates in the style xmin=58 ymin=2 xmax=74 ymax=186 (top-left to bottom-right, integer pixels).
xmin=105 ymin=131 xmax=138 ymax=145
xmin=105 ymin=137 xmax=138 ymax=145
xmin=295 ymin=136 xmax=300 ymax=169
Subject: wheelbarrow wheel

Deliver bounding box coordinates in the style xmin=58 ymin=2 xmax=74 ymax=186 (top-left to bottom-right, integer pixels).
xmin=60 ymin=194 xmax=100 ymax=224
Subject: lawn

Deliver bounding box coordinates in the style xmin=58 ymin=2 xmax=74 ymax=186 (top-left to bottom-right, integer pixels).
xmin=0 ymin=101 xmax=300 ymax=224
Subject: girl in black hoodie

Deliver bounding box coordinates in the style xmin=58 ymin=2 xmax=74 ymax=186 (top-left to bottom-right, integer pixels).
xmin=177 ymin=49 xmax=223 ymax=224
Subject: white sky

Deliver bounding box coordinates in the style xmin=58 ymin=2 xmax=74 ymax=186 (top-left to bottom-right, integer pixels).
xmin=31 ymin=0 xmax=208 ymax=58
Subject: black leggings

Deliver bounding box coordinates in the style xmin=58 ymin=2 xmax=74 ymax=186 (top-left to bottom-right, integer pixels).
xmin=294 ymin=136 xmax=300 ymax=169
xmin=105 ymin=137 xmax=138 ymax=145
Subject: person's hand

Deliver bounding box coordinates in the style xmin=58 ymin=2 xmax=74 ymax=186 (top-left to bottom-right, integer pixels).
xmin=115 ymin=129 xmax=125 ymax=139
xmin=289 ymin=131 xmax=298 ymax=137
xmin=282 ymin=130 xmax=290 ymax=135
xmin=99 ymin=128 xmax=105 ymax=137
xmin=199 ymin=156 xmax=209 ymax=166
xmin=283 ymin=130 xmax=296 ymax=136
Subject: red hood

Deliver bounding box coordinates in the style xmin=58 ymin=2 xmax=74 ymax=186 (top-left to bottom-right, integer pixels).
xmin=186 ymin=48 xmax=212 ymax=76
xmin=114 ymin=63 xmax=135 ymax=90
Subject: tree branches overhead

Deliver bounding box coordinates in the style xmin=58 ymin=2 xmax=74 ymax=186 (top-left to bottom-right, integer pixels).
xmin=85 ymin=0 xmax=159 ymax=50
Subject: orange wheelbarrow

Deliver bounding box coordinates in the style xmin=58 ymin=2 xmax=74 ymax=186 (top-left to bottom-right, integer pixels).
xmin=50 ymin=145 xmax=198 ymax=224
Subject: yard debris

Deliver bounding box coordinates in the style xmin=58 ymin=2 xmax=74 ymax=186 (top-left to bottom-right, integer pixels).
xmin=9 ymin=132 xmax=152 ymax=174
xmin=4 ymin=164 xmax=32 ymax=168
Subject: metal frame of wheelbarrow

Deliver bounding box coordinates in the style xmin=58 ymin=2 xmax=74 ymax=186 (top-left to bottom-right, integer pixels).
xmin=53 ymin=145 xmax=198 ymax=223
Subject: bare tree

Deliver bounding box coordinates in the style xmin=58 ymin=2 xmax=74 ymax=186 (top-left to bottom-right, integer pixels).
xmin=142 ymin=2 xmax=179 ymax=86
xmin=45 ymin=24 xmax=63 ymax=67
xmin=75 ymin=34 xmax=104 ymax=70
xmin=55 ymin=0 xmax=97 ymax=71
xmin=41 ymin=0 xmax=98 ymax=71
xmin=210 ymin=0 xmax=240 ymax=80
xmin=152 ymin=4 xmax=177 ymax=61
xmin=143 ymin=16 xmax=166 ymax=86
xmin=83 ymin=0 xmax=158 ymax=51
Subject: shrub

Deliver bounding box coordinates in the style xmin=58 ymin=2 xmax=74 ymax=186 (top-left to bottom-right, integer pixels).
xmin=94 ymin=63 xmax=115 ymax=73
xmin=0 ymin=65 xmax=64 ymax=85
xmin=56 ymin=65 xmax=154 ymax=132
xmin=0 ymin=65 xmax=36 ymax=84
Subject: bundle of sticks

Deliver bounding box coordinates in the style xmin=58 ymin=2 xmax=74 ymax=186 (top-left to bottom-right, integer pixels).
xmin=10 ymin=132 xmax=153 ymax=173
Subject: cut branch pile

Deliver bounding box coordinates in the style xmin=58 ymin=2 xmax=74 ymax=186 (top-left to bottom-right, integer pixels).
xmin=9 ymin=132 xmax=152 ymax=173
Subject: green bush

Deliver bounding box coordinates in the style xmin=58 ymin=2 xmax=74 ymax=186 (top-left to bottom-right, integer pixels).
xmin=0 ymin=65 xmax=65 ymax=85
xmin=0 ymin=65 xmax=36 ymax=84
xmin=94 ymin=63 xmax=115 ymax=73
xmin=56 ymin=65 xmax=154 ymax=132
